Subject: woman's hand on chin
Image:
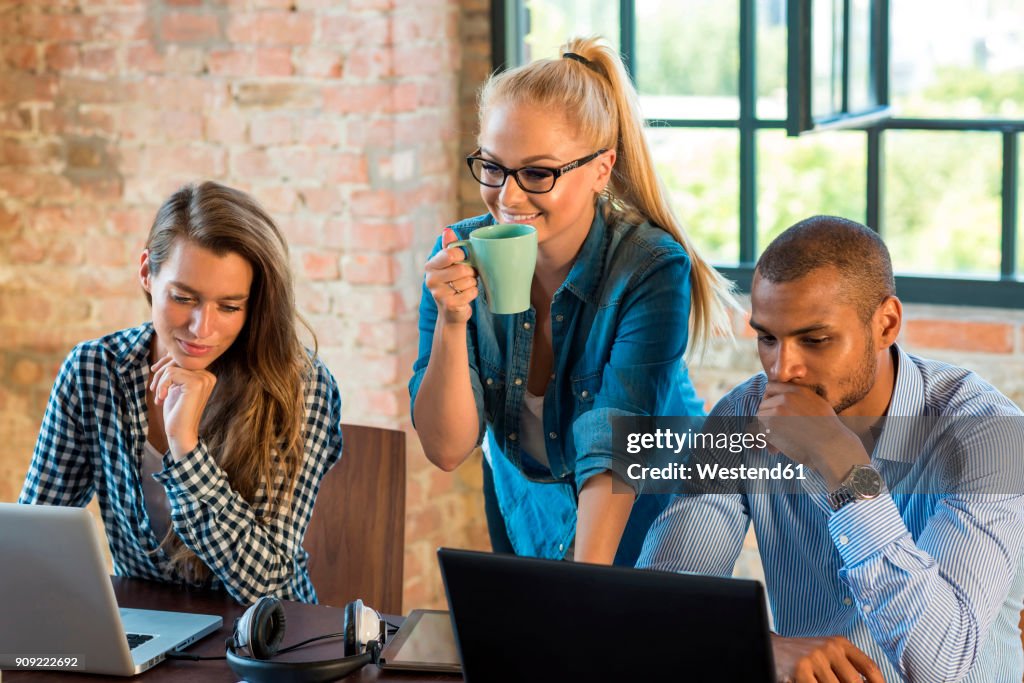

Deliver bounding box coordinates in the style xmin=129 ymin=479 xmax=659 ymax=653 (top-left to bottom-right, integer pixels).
xmin=149 ymin=353 xmax=217 ymax=461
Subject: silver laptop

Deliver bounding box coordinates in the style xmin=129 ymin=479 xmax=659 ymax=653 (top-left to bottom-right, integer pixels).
xmin=0 ymin=502 xmax=222 ymax=676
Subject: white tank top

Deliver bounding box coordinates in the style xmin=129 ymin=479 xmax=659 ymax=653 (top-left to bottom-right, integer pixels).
xmin=519 ymin=390 xmax=549 ymax=469
xmin=141 ymin=441 xmax=171 ymax=542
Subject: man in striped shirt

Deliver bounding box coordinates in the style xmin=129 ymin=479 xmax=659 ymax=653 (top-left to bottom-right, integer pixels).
xmin=638 ymin=215 xmax=1024 ymax=683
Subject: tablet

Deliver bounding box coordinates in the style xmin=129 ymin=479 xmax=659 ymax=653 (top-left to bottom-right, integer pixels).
xmin=379 ymin=609 xmax=462 ymax=673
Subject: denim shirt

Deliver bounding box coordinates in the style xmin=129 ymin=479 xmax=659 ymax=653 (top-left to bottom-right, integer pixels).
xmin=409 ymin=204 xmax=705 ymax=563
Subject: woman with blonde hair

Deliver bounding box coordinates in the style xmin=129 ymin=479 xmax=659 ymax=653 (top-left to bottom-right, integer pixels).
xmin=20 ymin=181 xmax=343 ymax=604
xmin=410 ymin=37 xmax=736 ymax=565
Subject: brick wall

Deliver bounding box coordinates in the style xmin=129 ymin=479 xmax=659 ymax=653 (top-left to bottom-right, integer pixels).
xmin=0 ymin=0 xmax=486 ymax=611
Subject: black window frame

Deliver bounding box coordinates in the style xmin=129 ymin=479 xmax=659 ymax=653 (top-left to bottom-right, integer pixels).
xmin=492 ymin=0 xmax=1024 ymax=308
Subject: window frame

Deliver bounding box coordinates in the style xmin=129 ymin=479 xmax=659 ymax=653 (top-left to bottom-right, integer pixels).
xmin=493 ymin=0 xmax=1024 ymax=308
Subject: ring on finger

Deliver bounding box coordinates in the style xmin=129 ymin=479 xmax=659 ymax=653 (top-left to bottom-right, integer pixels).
xmin=446 ymin=280 xmax=463 ymax=295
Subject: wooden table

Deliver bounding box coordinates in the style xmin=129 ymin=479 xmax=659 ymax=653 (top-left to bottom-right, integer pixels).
xmin=4 ymin=577 xmax=461 ymax=682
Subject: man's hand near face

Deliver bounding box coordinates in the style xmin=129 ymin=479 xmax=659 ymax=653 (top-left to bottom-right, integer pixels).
xmin=757 ymin=382 xmax=872 ymax=489
xmin=772 ymin=634 xmax=885 ymax=683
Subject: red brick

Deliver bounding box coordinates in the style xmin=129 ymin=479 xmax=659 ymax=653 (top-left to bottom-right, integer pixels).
xmin=393 ymin=45 xmax=447 ymax=77
xmin=206 ymin=49 xmax=252 ymax=76
xmin=204 ymin=110 xmax=249 ymax=144
xmin=160 ymin=12 xmax=221 ymax=43
xmin=903 ymin=319 xmax=1014 ymax=354
xmin=19 ymin=13 xmax=96 ymax=42
xmin=108 ymin=208 xmax=152 ymax=235
xmin=392 ymin=7 xmax=449 ymax=43
xmin=254 ymin=48 xmax=293 ymax=76
xmin=229 ymin=148 xmax=275 ymax=178
xmin=297 ymin=186 xmax=343 ymax=213
xmin=144 ymin=145 xmax=226 ymax=177
xmin=323 ymin=83 xmax=391 ymax=115
xmin=278 ymin=216 xmax=322 ymax=247
xmin=257 ymin=185 xmax=298 ymax=213
xmin=226 ymin=12 xmax=314 ymax=46
xmin=123 ymin=44 xmax=164 ymax=74
xmin=344 ymin=47 xmax=393 ymax=80
xmin=0 ymin=205 xmax=21 ymax=236
xmin=300 ymin=251 xmax=340 ymax=281
xmin=294 ymin=281 xmax=329 ymax=315
xmin=292 ymin=48 xmax=342 ymax=78
xmin=342 ymin=252 xmax=397 ymax=285
xmin=75 ymin=176 xmax=124 ymax=202
xmin=27 ymin=206 xmax=101 ymax=236
xmin=323 ymin=153 xmax=369 ymax=184
xmin=318 ymin=14 xmax=390 ymax=47
xmin=91 ymin=11 xmax=149 ymax=42
xmin=326 ymin=220 xmax=412 ymax=252
xmin=334 ymin=289 xmax=404 ymax=319
xmin=295 ymin=119 xmax=344 ymax=146
xmin=162 ymin=45 xmax=205 ymax=75
xmin=3 ymin=44 xmax=39 ymax=71
xmin=233 ymin=81 xmax=321 ymax=108
xmin=351 ymin=189 xmax=398 ymax=219
xmin=249 ymin=114 xmax=294 ymax=145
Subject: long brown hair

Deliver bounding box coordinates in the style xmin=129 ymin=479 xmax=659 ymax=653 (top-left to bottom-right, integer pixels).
xmin=477 ymin=36 xmax=737 ymax=355
xmin=144 ymin=181 xmax=315 ymax=583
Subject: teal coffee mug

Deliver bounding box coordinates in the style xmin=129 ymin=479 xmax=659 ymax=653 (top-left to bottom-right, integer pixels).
xmin=449 ymin=223 xmax=538 ymax=314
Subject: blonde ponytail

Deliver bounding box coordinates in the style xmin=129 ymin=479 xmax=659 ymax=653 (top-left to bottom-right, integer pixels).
xmin=479 ymin=36 xmax=738 ymax=356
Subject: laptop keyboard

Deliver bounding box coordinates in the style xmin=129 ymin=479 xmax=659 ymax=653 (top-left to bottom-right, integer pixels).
xmin=126 ymin=633 xmax=154 ymax=650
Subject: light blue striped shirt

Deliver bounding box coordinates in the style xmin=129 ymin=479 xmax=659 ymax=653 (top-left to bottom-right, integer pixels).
xmin=637 ymin=345 xmax=1024 ymax=682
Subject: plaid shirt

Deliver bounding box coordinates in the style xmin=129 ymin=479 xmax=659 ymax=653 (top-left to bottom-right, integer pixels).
xmin=19 ymin=323 xmax=344 ymax=605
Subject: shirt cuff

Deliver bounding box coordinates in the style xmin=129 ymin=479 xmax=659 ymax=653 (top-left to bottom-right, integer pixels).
xmin=153 ymin=440 xmax=230 ymax=512
xmin=828 ymin=493 xmax=908 ymax=567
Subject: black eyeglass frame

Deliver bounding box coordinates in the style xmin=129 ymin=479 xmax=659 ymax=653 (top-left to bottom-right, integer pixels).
xmin=465 ymin=148 xmax=608 ymax=194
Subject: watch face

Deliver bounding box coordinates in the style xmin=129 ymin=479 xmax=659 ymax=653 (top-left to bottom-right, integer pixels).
xmin=851 ymin=466 xmax=883 ymax=498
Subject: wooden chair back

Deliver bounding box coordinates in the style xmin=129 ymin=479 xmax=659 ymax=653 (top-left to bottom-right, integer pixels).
xmin=304 ymin=423 xmax=406 ymax=614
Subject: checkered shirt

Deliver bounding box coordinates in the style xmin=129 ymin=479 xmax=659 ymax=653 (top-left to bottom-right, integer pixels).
xmin=19 ymin=323 xmax=344 ymax=605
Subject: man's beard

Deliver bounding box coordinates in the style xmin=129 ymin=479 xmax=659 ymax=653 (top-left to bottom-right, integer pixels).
xmin=808 ymin=337 xmax=878 ymax=415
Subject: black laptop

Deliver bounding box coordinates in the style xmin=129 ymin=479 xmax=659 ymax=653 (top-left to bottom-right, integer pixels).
xmin=438 ymin=547 xmax=775 ymax=682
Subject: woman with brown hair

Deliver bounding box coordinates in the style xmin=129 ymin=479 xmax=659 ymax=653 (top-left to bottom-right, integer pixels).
xmin=411 ymin=37 xmax=737 ymax=566
xmin=20 ymin=181 xmax=342 ymax=604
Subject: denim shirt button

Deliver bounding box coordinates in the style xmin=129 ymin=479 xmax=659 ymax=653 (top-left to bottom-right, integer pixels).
xmin=523 ymin=322 xmax=531 ymax=330
xmin=555 ymin=314 xmax=564 ymax=322
xmin=514 ymin=378 xmax=523 ymax=386
xmin=486 ymin=378 xmax=494 ymax=386
xmin=581 ymin=390 xmax=589 ymax=398
xmin=508 ymin=433 xmax=518 ymax=441
xmin=558 ymin=543 xmax=564 ymax=552
xmin=548 ymin=432 xmax=558 ymax=439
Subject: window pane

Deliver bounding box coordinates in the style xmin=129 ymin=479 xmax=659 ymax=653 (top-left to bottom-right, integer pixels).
xmin=635 ymin=0 xmax=738 ymax=120
xmin=811 ymin=0 xmax=840 ymax=118
xmin=522 ymin=0 xmax=619 ymax=63
xmin=884 ymin=131 xmax=1001 ymax=276
xmin=891 ymin=0 xmax=1024 ymax=118
xmin=757 ymin=0 xmax=788 ymax=119
xmin=757 ymin=129 xmax=866 ymax=249
xmin=648 ymin=127 xmax=739 ymax=263
xmin=1018 ymin=135 xmax=1023 ymax=276
xmin=847 ymin=0 xmax=873 ymax=111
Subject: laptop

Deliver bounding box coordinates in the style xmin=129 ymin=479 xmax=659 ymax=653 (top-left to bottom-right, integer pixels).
xmin=0 ymin=503 xmax=222 ymax=676
xmin=438 ymin=547 xmax=776 ymax=682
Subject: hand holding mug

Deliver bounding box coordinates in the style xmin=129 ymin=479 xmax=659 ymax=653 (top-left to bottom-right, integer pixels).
xmin=424 ymin=227 xmax=481 ymax=324
xmin=149 ymin=353 xmax=217 ymax=460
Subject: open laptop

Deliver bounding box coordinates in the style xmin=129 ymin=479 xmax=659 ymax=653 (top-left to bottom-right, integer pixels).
xmin=0 ymin=503 xmax=222 ymax=676
xmin=438 ymin=547 xmax=776 ymax=682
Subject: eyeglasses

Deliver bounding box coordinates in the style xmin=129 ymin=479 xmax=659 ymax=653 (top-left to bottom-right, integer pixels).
xmin=465 ymin=149 xmax=608 ymax=194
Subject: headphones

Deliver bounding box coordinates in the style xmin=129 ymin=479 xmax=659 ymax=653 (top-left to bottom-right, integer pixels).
xmin=225 ymin=596 xmax=386 ymax=683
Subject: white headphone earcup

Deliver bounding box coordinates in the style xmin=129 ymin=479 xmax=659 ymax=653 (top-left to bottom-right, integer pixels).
xmin=343 ymin=598 xmax=383 ymax=655
xmin=357 ymin=603 xmax=382 ymax=645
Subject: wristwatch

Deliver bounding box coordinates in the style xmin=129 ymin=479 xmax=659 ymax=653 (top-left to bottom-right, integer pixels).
xmin=827 ymin=464 xmax=883 ymax=512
